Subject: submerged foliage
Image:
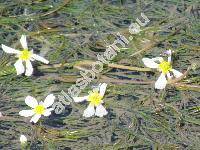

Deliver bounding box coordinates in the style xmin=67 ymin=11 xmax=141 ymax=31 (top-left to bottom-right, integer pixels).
xmin=0 ymin=0 xmax=199 ymax=149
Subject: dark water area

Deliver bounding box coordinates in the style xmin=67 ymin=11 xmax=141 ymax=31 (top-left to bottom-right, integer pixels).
xmin=0 ymin=0 xmax=199 ymax=149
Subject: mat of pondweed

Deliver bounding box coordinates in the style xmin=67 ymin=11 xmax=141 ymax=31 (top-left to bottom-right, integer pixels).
xmin=0 ymin=0 xmax=199 ymax=149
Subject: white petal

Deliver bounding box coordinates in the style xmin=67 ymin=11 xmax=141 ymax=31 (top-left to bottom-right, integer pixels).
xmin=142 ymin=58 xmax=159 ymax=68
xmin=155 ymin=73 xmax=167 ymax=89
xmin=95 ymin=104 xmax=108 ymax=117
xmin=168 ymin=56 xmax=171 ymax=63
xmin=30 ymin=114 xmax=41 ymax=123
xmin=25 ymin=60 xmax=33 ymax=76
xmin=20 ymin=35 xmax=28 ymax=49
xmin=1 ymin=44 xmax=20 ymax=54
xmin=99 ymin=83 xmax=107 ymax=96
xmin=83 ymin=104 xmax=95 ymax=117
xmin=43 ymin=108 xmax=53 ymax=116
xmin=32 ymin=54 xmax=49 ymax=64
xmin=25 ymin=96 xmax=38 ymax=108
xmin=20 ymin=135 xmax=27 ymax=143
xmin=19 ymin=110 xmax=35 ymax=117
xmin=167 ymin=49 xmax=172 ymax=62
xmin=164 ymin=49 xmax=172 ymax=55
xmin=43 ymin=94 xmax=55 ymax=108
xmin=14 ymin=60 xmax=25 ymax=75
xmin=172 ymin=69 xmax=183 ymax=78
xmin=73 ymin=96 xmax=88 ymax=103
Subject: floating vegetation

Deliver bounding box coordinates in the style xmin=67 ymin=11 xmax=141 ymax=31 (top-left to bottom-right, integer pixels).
xmin=0 ymin=0 xmax=199 ymax=149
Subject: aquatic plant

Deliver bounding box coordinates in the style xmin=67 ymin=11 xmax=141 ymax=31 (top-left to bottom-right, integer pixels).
xmin=0 ymin=0 xmax=199 ymax=149
xmin=19 ymin=94 xmax=55 ymax=123
xmin=73 ymin=83 xmax=108 ymax=117
xmin=142 ymin=50 xmax=183 ymax=89
xmin=1 ymin=35 xmax=49 ymax=76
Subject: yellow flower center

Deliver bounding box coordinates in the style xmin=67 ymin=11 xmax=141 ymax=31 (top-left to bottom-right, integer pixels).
xmin=88 ymin=90 xmax=103 ymax=107
xmin=19 ymin=49 xmax=32 ymax=61
xmin=158 ymin=61 xmax=172 ymax=74
xmin=34 ymin=105 xmax=45 ymax=115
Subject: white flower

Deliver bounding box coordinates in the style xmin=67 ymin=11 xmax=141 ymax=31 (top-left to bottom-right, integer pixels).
xmin=73 ymin=83 xmax=108 ymax=118
xmin=1 ymin=35 xmax=49 ymax=76
xmin=19 ymin=94 xmax=55 ymax=123
xmin=142 ymin=50 xmax=183 ymax=89
xmin=20 ymin=135 xmax=27 ymax=144
xmin=0 ymin=112 xmax=2 ymax=117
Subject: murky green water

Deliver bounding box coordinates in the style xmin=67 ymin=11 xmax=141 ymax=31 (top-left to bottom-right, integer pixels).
xmin=0 ymin=0 xmax=199 ymax=149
